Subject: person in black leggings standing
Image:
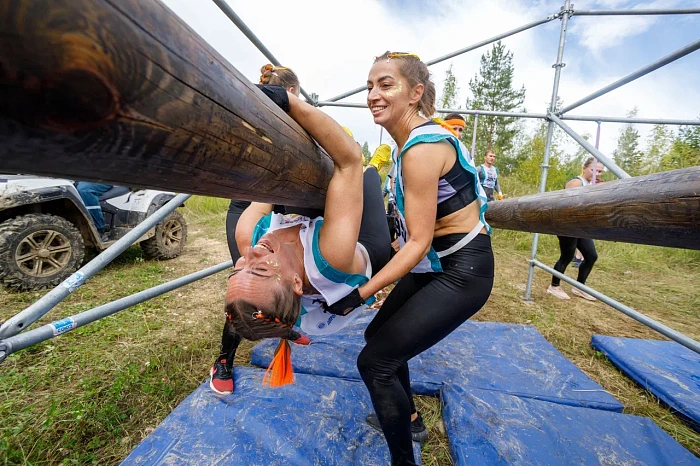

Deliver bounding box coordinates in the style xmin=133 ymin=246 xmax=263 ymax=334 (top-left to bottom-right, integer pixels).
xmin=325 ymin=52 xmax=493 ymax=466
xmin=546 ymin=156 xmax=604 ymax=301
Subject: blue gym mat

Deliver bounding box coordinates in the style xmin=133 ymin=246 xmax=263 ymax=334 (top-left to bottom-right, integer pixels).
xmin=441 ymin=383 xmax=700 ymax=466
xmin=251 ymin=313 xmax=623 ymax=411
xmin=121 ymin=367 xmax=420 ymax=465
xmin=592 ymin=335 xmax=700 ymax=432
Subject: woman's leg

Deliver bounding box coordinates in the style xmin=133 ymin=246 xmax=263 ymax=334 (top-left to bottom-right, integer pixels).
xmin=358 ymin=237 xmax=494 ymax=465
xmin=357 ymin=167 xmax=392 ymax=273
xmin=551 ymin=236 xmax=578 ymax=286
xmin=575 ymin=238 xmax=598 ymax=284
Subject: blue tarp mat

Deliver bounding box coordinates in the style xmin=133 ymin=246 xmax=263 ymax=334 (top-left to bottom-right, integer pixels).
xmin=121 ymin=367 xmax=420 ymax=465
xmin=442 ymin=383 xmax=700 ymax=466
xmin=251 ymin=313 xmax=623 ymax=411
xmin=592 ymin=335 xmax=700 ymax=432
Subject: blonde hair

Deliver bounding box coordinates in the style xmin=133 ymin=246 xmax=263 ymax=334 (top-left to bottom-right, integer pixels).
xmin=259 ymin=64 xmax=300 ymax=95
xmin=374 ymin=52 xmax=436 ymax=117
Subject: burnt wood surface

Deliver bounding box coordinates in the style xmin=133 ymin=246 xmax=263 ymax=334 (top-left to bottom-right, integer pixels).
xmin=485 ymin=167 xmax=700 ymax=250
xmin=0 ymin=0 xmax=333 ymax=208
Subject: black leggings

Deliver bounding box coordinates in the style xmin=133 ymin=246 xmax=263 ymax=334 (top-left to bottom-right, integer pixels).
xmin=219 ymin=168 xmax=391 ymax=359
xmin=551 ymin=236 xmax=598 ymax=286
xmin=358 ymin=234 xmax=494 ymax=466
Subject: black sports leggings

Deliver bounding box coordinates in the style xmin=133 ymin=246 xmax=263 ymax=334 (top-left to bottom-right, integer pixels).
xmin=358 ymin=234 xmax=494 ymax=466
xmin=551 ymin=236 xmax=598 ymax=286
xmin=220 ymin=168 xmax=390 ymax=358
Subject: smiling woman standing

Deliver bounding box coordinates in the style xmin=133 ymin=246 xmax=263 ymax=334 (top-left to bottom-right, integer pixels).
xmin=326 ymin=52 xmax=495 ymax=466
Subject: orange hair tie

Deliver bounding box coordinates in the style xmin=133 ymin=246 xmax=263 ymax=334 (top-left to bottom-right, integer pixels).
xmin=263 ymin=339 xmax=294 ymax=387
xmin=445 ymin=119 xmax=466 ymax=128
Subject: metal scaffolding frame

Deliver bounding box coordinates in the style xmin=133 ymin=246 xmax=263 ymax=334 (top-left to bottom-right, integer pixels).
xmin=1 ymin=1 xmax=699 ymax=365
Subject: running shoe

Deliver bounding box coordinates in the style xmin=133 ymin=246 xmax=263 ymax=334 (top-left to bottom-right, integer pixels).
xmin=209 ymin=356 xmax=233 ymax=394
xmin=572 ymin=258 xmax=583 ymax=269
xmin=368 ymin=145 xmax=392 ymax=171
xmin=546 ymin=285 xmax=570 ymax=300
xmin=366 ymin=412 xmax=429 ymax=443
xmin=572 ymin=287 xmax=596 ymax=301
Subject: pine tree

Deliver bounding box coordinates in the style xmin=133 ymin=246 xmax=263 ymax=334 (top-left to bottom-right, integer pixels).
xmin=644 ymin=124 xmax=674 ymax=174
xmin=361 ymin=142 xmax=371 ymax=165
xmin=438 ymin=63 xmax=460 ymax=117
xmin=463 ymin=41 xmax=526 ymax=163
xmin=613 ymin=108 xmax=643 ymax=175
xmin=661 ymin=124 xmax=700 ymax=171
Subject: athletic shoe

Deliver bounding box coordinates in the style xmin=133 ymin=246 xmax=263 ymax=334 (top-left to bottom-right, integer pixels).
xmin=546 ymin=285 xmax=570 ymax=300
xmin=368 ymin=146 xmax=391 ymax=171
xmin=293 ymin=334 xmax=310 ymax=345
xmin=572 ymin=287 xmax=596 ymax=301
xmin=366 ymin=412 xmax=429 ymax=443
xmin=572 ymin=258 xmax=583 ymax=269
xmin=209 ymin=356 xmax=233 ymax=394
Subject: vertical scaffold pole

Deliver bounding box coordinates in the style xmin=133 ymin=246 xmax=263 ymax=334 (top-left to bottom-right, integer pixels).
xmin=524 ymin=0 xmax=572 ymax=301
xmin=471 ymin=114 xmax=479 ymax=157
xmin=593 ymin=120 xmax=601 ymax=183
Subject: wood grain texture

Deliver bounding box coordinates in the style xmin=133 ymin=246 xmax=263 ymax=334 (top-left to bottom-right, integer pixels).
xmin=0 ymin=0 xmax=333 ymax=208
xmin=485 ymin=167 xmax=700 ymax=250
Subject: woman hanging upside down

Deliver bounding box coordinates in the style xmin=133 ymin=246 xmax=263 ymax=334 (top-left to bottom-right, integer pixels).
xmin=224 ymin=85 xmax=391 ymax=387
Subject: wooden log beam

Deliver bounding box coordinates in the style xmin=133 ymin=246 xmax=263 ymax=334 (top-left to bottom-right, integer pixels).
xmin=0 ymin=0 xmax=333 ymax=208
xmin=485 ymin=167 xmax=700 ymax=250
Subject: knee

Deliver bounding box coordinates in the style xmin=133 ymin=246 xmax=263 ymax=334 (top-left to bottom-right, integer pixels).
xmin=586 ymin=250 xmax=598 ymax=265
xmin=357 ymin=347 xmax=396 ymax=384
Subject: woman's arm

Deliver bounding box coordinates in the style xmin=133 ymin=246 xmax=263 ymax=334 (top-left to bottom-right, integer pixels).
xmin=234 ymin=202 xmax=274 ymax=254
xmin=565 ymin=178 xmax=584 ymax=189
xmin=357 ymin=142 xmax=449 ymax=300
xmin=286 ymin=93 xmax=364 ymax=272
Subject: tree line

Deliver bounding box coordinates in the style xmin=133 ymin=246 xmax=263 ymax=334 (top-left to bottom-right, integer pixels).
xmin=407 ymin=40 xmax=700 ymax=190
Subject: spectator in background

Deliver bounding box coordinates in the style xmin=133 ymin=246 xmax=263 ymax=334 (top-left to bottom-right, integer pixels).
xmin=443 ymin=113 xmax=466 ymax=139
xmin=477 ymin=150 xmax=503 ymax=201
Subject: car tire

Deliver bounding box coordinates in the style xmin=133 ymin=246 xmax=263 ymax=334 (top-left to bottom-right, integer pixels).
xmin=0 ymin=214 xmax=85 ymax=291
xmin=140 ymin=211 xmax=187 ymax=260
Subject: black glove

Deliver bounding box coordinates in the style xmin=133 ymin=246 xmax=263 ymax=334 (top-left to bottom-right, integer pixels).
xmin=323 ymin=289 xmax=365 ymax=316
xmin=255 ymin=84 xmax=290 ymax=113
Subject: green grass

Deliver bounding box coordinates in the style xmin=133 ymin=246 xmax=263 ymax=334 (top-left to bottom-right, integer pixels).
xmin=1 ymin=193 xmax=698 ymax=465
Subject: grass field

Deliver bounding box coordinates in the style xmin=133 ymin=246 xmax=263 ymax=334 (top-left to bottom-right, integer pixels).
xmin=1 ymin=192 xmax=698 ymax=465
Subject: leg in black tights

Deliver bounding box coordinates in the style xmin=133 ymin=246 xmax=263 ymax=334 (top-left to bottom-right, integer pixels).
xmin=552 ymin=236 xmax=598 ymax=286
xmin=358 ymin=235 xmax=494 ymax=465
xmin=574 ymin=238 xmax=597 ymax=284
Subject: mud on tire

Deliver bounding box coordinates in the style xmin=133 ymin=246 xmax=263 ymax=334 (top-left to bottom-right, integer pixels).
xmin=140 ymin=211 xmax=187 ymax=260
xmin=0 ymin=214 xmax=85 ymax=291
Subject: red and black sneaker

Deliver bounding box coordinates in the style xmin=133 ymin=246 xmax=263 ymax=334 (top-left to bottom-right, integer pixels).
xmin=209 ymin=356 xmax=234 ymax=394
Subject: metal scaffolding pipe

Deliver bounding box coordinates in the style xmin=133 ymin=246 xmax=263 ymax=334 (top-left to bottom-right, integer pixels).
xmin=525 ymin=1 xmax=572 ymax=301
xmin=211 ymin=0 xmax=316 ymax=104
xmin=0 ymin=260 xmax=234 ymax=364
xmin=323 ymin=14 xmax=559 ymax=103
xmin=531 ymin=260 xmax=700 ymax=355
xmin=316 ymin=101 xmax=546 ymax=119
xmin=549 ymin=113 xmax=631 ymax=179
xmin=0 ymin=194 xmax=191 ymax=339
xmin=573 ymin=8 xmax=700 ymax=16
xmin=562 ymin=115 xmax=700 ymax=126
xmin=558 ymin=38 xmax=700 ymax=114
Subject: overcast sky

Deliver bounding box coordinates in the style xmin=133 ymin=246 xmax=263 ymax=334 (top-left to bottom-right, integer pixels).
xmin=161 ymin=0 xmax=700 ymax=161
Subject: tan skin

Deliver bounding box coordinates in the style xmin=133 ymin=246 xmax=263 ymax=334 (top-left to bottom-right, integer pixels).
xmin=359 ymin=60 xmax=486 ymax=304
xmin=451 ymin=125 xmax=464 ymax=138
xmin=227 ymin=85 xmax=366 ymax=308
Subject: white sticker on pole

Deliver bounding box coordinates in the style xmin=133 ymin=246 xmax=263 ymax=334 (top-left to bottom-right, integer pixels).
xmin=61 ymin=271 xmax=85 ymax=292
xmin=50 ymin=318 xmax=76 ymax=336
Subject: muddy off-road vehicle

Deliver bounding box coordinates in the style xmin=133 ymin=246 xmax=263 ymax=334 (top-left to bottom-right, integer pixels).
xmin=0 ymin=175 xmax=188 ymax=291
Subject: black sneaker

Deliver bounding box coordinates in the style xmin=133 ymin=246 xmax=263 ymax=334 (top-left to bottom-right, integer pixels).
xmin=366 ymin=412 xmax=429 ymax=443
xmin=209 ymin=356 xmax=234 ymax=394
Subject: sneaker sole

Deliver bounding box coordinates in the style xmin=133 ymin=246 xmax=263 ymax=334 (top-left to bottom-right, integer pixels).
xmin=209 ymin=367 xmax=233 ymax=395
xmin=572 ymin=290 xmax=596 ymax=301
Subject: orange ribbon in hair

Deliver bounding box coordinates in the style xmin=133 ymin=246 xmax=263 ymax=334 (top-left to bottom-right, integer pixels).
xmin=445 ymin=119 xmax=466 ymax=128
xmin=432 ymin=118 xmax=459 ymax=137
xmin=263 ymin=339 xmax=294 ymax=387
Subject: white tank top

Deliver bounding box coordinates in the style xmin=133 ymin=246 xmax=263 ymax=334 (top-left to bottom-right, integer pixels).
xmin=251 ymin=213 xmax=373 ymax=335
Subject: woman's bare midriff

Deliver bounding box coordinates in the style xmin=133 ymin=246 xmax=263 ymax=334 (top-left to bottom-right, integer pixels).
xmin=433 ymin=200 xmax=487 ymax=238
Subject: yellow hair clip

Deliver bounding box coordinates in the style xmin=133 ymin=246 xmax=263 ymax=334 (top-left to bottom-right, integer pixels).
xmin=388 ymin=52 xmax=421 ymax=60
